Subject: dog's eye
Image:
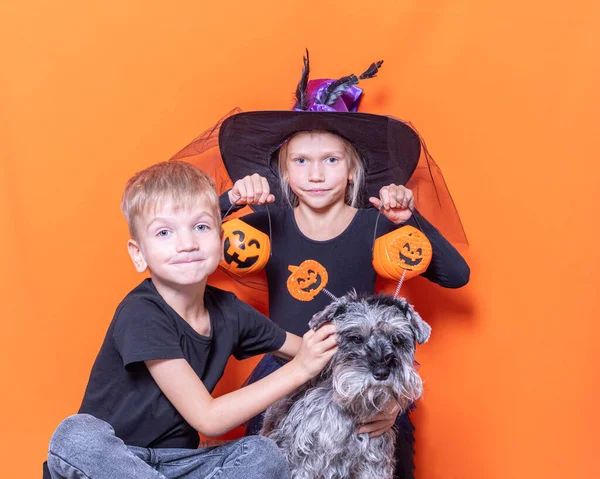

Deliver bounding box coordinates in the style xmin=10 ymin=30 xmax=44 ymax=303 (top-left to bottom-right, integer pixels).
xmin=346 ymin=335 xmax=363 ymax=344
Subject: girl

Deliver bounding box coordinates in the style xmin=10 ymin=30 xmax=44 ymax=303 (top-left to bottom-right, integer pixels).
xmin=190 ymin=54 xmax=469 ymax=479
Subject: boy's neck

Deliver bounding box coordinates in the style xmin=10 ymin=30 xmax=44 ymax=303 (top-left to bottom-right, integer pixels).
xmin=151 ymin=278 xmax=211 ymax=336
xmin=294 ymin=202 xmax=357 ymax=241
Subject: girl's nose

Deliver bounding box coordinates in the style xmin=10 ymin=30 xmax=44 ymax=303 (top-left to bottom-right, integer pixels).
xmin=308 ymin=162 xmax=324 ymax=181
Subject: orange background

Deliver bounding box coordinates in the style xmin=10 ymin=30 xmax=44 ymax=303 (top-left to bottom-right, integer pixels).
xmin=1 ymin=1 xmax=599 ymax=477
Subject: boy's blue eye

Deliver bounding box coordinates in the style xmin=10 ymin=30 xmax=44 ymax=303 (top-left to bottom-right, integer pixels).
xmin=195 ymin=224 xmax=209 ymax=232
xmin=157 ymin=229 xmax=170 ymax=237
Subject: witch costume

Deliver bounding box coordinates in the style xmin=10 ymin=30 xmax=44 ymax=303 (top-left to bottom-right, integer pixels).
xmin=172 ymin=52 xmax=470 ymax=479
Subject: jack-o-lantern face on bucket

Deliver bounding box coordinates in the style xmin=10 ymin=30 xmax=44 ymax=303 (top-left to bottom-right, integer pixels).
xmin=220 ymin=219 xmax=270 ymax=276
xmin=372 ymin=226 xmax=432 ymax=281
xmin=287 ymin=260 xmax=329 ymax=301
xmin=399 ymin=242 xmax=424 ymax=269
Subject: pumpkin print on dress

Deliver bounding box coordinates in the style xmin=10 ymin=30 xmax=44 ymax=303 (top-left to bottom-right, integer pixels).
xmin=286 ymin=260 xmax=329 ymax=302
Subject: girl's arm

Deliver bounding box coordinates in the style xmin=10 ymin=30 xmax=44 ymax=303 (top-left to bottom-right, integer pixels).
xmin=404 ymin=209 xmax=470 ymax=288
xmin=145 ymin=324 xmax=336 ymax=438
xmin=219 ymin=173 xmax=276 ymax=216
xmin=219 ymin=175 xmax=281 ymax=237
xmin=371 ymin=184 xmax=470 ymax=288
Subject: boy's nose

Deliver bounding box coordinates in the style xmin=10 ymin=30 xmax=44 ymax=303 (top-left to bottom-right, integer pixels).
xmin=176 ymin=232 xmax=199 ymax=252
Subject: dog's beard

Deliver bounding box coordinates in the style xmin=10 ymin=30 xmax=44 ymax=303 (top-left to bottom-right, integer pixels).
xmin=395 ymin=359 xmax=424 ymax=411
xmin=332 ymin=359 xmax=423 ymax=416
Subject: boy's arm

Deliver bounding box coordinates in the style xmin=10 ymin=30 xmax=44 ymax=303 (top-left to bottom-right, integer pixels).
xmin=146 ymin=324 xmax=336 ymax=438
xmin=270 ymin=332 xmax=302 ymax=361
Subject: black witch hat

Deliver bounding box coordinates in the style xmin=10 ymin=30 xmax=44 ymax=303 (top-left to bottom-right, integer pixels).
xmin=218 ymin=51 xmax=421 ymax=208
xmin=171 ymin=52 xmax=468 ymax=245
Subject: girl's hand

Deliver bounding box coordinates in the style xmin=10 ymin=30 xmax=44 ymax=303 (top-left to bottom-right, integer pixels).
xmin=291 ymin=323 xmax=337 ymax=382
xmin=369 ymin=184 xmax=414 ymax=224
xmin=357 ymin=399 xmax=401 ymax=438
xmin=228 ymin=174 xmax=275 ymax=206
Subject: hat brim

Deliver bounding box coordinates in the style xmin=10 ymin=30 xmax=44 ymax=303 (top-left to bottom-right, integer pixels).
xmin=218 ymin=111 xmax=421 ymax=209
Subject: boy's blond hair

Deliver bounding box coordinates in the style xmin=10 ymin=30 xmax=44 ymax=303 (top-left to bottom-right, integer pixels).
xmin=277 ymin=130 xmax=365 ymax=208
xmin=121 ymin=161 xmax=220 ymax=239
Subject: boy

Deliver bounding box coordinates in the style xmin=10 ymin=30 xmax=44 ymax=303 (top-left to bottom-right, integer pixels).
xmin=46 ymin=161 xmax=337 ymax=479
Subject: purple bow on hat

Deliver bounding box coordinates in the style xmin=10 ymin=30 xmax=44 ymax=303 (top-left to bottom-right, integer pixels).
xmin=292 ymin=50 xmax=383 ymax=113
xmin=295 ymin=79 xmax=364 ymax=113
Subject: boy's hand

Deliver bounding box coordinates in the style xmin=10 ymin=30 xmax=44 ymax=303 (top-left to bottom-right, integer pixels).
xmin=369 ymin=184 xmax=414 ymax=224
xmin=229 ymin=174 xmax=275 ymax=206
xmin=357 ymin=399 xmax=401 ymax=437
xmin=292 ymin=323 xmax=337 ymax=382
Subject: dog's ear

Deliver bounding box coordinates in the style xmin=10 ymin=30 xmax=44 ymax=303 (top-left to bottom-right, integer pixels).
xmin=308 ymin=291 xmax=355 ymax=330
xmin=396 ymin=298 xmax=431 ymax=345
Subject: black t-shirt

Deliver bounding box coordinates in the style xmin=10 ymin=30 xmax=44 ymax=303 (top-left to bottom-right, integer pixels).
xmin=234 ymin=206 xmax=469 ymax=337
xmin=78 ymin=279 xmax=286 ymax=449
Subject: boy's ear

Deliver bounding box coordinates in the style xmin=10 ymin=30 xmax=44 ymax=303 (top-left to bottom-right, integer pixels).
xmin=127 ymin=239 xmax=148 ymax=273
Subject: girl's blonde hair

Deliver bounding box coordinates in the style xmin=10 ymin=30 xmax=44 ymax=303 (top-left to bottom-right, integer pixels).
xmin=276 ymin=130 xmax=365 ymax=208
xmin=121 ymin=161 xmax=220 ymax=239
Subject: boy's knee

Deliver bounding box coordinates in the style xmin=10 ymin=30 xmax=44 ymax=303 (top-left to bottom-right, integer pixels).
xmin=49 ymin=414 xmax=114 ymax=457
xmin=245 ymin=436 xmax=289 ymax=478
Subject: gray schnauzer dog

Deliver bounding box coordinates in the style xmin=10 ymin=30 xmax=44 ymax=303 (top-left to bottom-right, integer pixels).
xmin=261 ymin=291 xmax=431 ymax=479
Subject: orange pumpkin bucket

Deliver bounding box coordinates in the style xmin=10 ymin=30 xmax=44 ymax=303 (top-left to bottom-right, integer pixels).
xmin=372 ymin=225 xmax=432 ymax=281
xmin=220 ymin=218 xmax=270 ymax=276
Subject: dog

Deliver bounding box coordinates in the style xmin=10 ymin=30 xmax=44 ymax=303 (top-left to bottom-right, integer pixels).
xmin=261 ymin=291 xmax=431 ymax=479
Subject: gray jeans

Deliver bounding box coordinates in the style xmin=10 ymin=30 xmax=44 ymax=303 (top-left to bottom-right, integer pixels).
xmin=48 ymin=414 xmax=289 ymax=479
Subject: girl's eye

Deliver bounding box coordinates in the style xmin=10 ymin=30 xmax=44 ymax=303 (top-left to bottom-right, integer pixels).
xmin=195 ymin=224 xmax=209 ymax=232
xmin=294 ymin=157 xmax=307 ymax=165
xmin=157 ymin=229 xmax=170 ymax=237
xmin=325 ymin=157 xmax=339 ymax=164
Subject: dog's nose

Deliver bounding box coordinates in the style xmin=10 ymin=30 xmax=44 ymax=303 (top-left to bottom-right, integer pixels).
xmin=372 ymin=367 xmax=390 ymax=381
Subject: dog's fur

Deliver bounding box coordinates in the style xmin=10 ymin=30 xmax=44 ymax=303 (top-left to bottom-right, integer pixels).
xmin=261 ymin=292 xmax=431 ymax=479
